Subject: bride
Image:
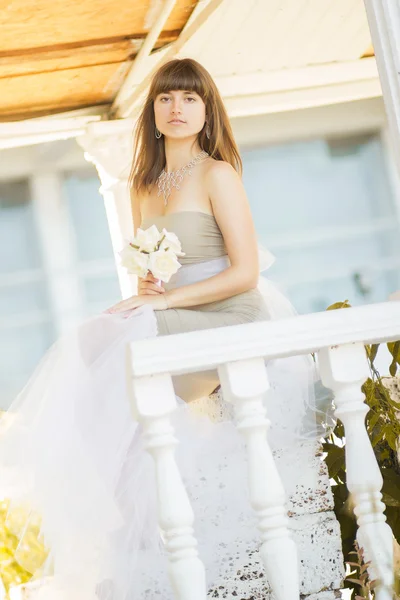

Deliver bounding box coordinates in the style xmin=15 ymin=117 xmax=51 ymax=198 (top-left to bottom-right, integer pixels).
xmin=0 ymin=58 xmax=329 ymax=599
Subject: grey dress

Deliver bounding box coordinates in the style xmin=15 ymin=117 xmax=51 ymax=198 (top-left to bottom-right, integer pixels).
xmin=141 ymin=211 xmax=270 ymax=336
xmin=141 ymin=211 xmax=270 ymax=401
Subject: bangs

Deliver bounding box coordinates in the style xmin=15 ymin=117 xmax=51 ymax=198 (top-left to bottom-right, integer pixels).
xmin=151 ymin=60 xmax=209 ymax=100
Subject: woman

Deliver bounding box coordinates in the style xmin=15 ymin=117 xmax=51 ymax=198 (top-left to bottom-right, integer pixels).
xmin=106 ymin=57 xmax=270 ymax=401
xmin=0 ymin=59 xmax=327 ymax=599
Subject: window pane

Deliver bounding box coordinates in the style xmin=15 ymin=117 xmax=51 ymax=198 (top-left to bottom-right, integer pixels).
xmin=0 ymin=179 xmax=43 ymax=272
xmin=243 ymin=134 xmax=400 ymax=313
xmin=63 ymin=170 xmax=115 ymax=262
xmin=0 ymin=178 xmax=53 ymax=410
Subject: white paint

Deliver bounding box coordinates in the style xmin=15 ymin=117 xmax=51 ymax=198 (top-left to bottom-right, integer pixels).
xmin=77 ymin=120 xmax=137 ymax=298
xmin=319 ymin=343 xmax=394 ymax=599
xmin=219 ymin=358 xmax=300 ymax=599
xmin=363 ymin=0 xmax=400 ymax=169
xmin=129 ymin=302 xmax=400 ymax=378
xmin=0 ymin=115 xmax=103 ymax=151
xmin=130 ymin=372 xmax=207 ymax=600
xmin=232 ymin=97 xmax=387 ymax=148
xmin=127 ymin=303 xmax=399 ymax=598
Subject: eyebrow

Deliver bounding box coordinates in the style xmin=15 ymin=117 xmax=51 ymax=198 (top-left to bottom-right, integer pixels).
xmin=160 ymin=90 xmax=197 ymax=94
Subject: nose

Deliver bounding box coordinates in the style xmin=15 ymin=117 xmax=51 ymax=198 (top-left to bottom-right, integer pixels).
xmin=171 ymin=98 xmax=182 ymax=115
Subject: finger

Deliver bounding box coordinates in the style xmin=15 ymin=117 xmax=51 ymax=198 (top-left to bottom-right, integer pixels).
xmin=138 ymin=290 xmax=162 ymax=296
xmin=139 ymin=284 xmax=165 ymax=294
xmin=140 ymin=284 xmax=165 ymax=294
xmin=108 ymin=302 xmax=130 ymax=313
xmin=142 ymin=274 xmax=157 ymax=283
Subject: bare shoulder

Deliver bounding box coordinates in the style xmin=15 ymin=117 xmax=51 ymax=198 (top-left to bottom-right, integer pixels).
xmin=204 ymin=158 xmax=240 ymax=188
xmin=203 ymin=159 xmax=244 ymax=212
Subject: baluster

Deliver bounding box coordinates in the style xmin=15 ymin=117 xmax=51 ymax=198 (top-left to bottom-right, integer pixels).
xmin=218 ymin=358 xmax=299 ymax=600
xmin=129 ymin=370 xmax=207 ymax=600
xmin=319 ymin=343 xmax=394 ymax=600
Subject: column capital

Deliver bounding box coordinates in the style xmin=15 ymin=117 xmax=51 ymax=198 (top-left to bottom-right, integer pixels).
xmin=77 ymin=119 xmax=135 ymax=185
xmin=78 ymin=118 xmax=137 ymax=298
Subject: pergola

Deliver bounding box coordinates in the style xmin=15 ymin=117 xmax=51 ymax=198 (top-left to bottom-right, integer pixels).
xmin=0 ymin=0 xmax=398 ymax=295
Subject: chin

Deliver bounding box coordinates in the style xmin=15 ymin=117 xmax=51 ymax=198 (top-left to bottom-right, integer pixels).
xmin=165 ymin=130 xmax=199 ymax=141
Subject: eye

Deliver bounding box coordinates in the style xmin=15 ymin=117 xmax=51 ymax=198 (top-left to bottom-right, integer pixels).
xmin=159 ymin=96 xmax=170 ymax=102
xmin=185 ymin=96 xmax=196 ymax=103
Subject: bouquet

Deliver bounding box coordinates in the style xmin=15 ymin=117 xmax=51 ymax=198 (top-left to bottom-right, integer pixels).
xmin=119 ymin=225 xmax=185 ymax=283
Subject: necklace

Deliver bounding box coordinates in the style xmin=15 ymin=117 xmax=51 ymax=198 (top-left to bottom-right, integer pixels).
xmin=157 ymin=150 xmax=209 ymax=206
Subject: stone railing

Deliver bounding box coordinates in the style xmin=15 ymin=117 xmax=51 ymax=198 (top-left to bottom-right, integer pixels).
xmin=127 ymin=302 xmax=400 ymax=600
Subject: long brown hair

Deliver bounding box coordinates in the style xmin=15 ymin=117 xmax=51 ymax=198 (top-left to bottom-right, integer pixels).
xmin=129 ymin=58 xmax=242 ymax=195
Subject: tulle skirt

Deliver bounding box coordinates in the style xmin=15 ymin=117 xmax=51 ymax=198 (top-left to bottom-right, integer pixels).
xmin=0 ymin=269 xmax=334 ymax=599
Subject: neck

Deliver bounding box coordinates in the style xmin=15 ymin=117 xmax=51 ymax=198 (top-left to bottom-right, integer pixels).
xmin=164 ymin=137 xmax=203 ymax=172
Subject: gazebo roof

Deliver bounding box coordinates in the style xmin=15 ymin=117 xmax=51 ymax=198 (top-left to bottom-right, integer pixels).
xmin=0 ymin=0 xmax=379 ymax=149
xmin=0 ymin=0 xmax=198 ymax=121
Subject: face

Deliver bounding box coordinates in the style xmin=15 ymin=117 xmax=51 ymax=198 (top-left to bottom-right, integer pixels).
xmin=153 ymin=90 xmax=206 ymax=139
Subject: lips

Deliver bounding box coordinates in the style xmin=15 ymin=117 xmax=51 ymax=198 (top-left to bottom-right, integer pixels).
xmin=168 ymin=119 xmax=186 ymax=124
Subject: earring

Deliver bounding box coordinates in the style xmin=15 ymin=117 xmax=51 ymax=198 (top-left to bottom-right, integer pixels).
xmin=155 ymin=127 xmax=162 ymax=139
xmin=205 ymin=123 xmax=211 ymax=140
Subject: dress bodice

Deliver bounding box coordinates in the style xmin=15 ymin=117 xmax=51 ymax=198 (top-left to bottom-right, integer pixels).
xmin=141 ymin=211 xmax=227 ymax=265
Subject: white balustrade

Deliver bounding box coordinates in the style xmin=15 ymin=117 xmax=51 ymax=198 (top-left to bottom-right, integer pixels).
xmin=319 ymin=343 xmax=394 ymax=600
xmin=129 ymin=370 xmax=207 ymax=600
xmin=128 ymin=302 xmax=400 ymax=600
xmin=218 ymin=358 xmax=299 ymax=600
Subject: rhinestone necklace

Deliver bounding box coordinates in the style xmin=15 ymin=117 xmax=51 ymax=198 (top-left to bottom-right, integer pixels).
xmin=157 ymin=150 xmax=209 ymax=206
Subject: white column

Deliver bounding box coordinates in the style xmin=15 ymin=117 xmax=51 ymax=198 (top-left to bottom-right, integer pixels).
xmin=128 ymin=368 xmax=207 ymax=600
xmin=319 ymin=343 xmax=394 ymax=600
xmin=30 ymin=171 xmax=84 ymax=335
xmin=363 ymin=0 xmax=400 ymax=169
xmin=77 ymin=119 xmax=137 ymax=298
xmin=218 ymin=358 xmax=300 ymax=600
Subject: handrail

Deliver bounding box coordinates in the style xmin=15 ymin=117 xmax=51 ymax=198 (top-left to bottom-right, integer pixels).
xmin=128 ymin=300 xmax=400 ymax=600
xmin=130 ymin=301 xmax=400 ymax=377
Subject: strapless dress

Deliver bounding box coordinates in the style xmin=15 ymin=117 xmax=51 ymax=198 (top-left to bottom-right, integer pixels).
xmin=140 ymin=211 xmax=271 ymax=401
xmin=141 ymin=211 xmax=270 ymax=337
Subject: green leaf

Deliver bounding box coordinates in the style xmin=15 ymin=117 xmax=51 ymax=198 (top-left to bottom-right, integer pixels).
xmin=371 ymin=427 xmax=386 ymax=447
xmin=327 ymin=300 xmax=352 ymax=310
xmin=367 ymin=344 xmax=380 ymax=364
xmin=385 ymin=505 xmax=400 ymax=544
xmin=388 ymin=340 xmax=400 ymax=365
xmin=324 ymin=444 xmax=345 ymax=479
xmin=381 ymin=468 xmax=400 ymax=507
xmin=367 ymin=410 xmax=381 ymax=430
xmin=389 ymin=359 xmax=398 ymax=377
xmin=334 ymin=419 xmax=345 ymax=439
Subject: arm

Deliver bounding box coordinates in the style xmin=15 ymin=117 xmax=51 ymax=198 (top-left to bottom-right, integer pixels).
xmin=165 ymin=162 xmax=259 ymax=309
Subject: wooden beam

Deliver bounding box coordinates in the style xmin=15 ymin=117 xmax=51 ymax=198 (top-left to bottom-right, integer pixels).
xmin=218 ymin=58 xmax=381 ymax=118
xmin=113 ymin=0 xmax=179 ymax=109
xmin=114 ymin=0 xmax=226 ymax=119
xmin=0 ymin=114 xmax=103 ymax=150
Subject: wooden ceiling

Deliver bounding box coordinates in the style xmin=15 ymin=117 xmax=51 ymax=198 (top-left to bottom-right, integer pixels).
xmin=0 ymin=0 xmax=198 ymax=122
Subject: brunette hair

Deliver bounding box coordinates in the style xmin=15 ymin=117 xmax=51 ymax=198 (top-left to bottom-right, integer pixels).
xmin=129 ymin=58 xmax=242 ymax=195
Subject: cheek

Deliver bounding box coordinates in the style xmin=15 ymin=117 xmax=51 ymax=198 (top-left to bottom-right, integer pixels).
xmin=189 ymin=103 xmax=206 ymax=127
xmin=154 ymin=102 xmax=168 ymax=122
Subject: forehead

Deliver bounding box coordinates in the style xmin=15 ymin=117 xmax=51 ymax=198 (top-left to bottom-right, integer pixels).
xmin=156 ymin=89 xmax=200 ymax=95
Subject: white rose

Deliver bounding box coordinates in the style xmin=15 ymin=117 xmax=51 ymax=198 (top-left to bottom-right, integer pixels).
xmin=119 ymin=245 xmax=149 ymax=277
xmin=148 ymin=249 xmax=182 ymax=282
xmin=133 ymin=225 xmax=162 ymax=253
xmin=159 ymin=228 xmax=185 ymax=257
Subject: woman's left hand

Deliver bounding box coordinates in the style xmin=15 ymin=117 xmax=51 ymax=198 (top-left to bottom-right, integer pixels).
xmin=104 ymin=293 xmax=169 ymax=314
